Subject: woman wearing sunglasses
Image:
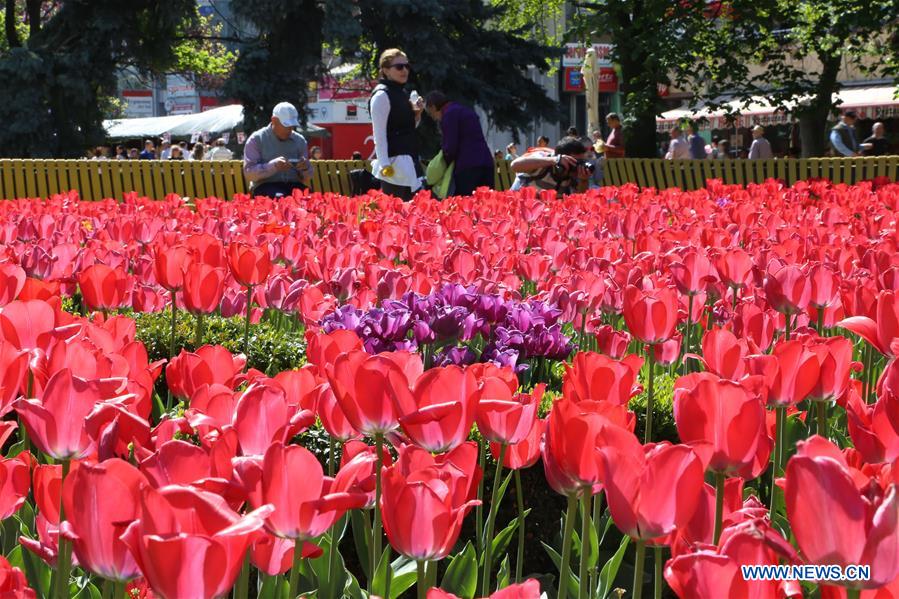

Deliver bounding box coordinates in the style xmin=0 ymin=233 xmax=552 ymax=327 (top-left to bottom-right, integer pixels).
xmin=370 ymin=48 xmax=423 ymax=201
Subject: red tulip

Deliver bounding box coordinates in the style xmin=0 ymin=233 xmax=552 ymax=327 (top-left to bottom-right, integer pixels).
xmin=670 ymin=248 xmax=717 ymax=296
xmin=598 ymin=434 xmax=704 ymax=540
xmin=0 ymin=341 xmax=29 ymax=416
xmin=713 ymin=247 xmax=753 ymax=290
xmin=0 ymin=453 xmax=31 ymax=520
xmin=839 ymin=290 xmax=899 ymax=357
xmin=257 ymin=442 xmax=367 ymax=540
xmin=394 ymin=443 xmax=481 ymax=507
xmin=232 ymin=383 xmax=314 ymax=456
xmin=186 ymin=233 xmax=227 ymax=269
xmin=315 ymin=384 xmax=359 ymax=441
xmin=328 ymin=350 xmax=420 ymax=436
xmin=60 ymin=459 xmax=145 ymax=581
xmin=0 ymin=263 xmax=25 ymax=306
xmin=748 ymin=339 xmax=820 ymax=407
xmin=380 ymin=458 xmax=480 ymax=560
xmin=806 ymin=335 xmax=853 ymax=402
xmin=228 ymin=242 xmax=272 ymax=287
xmin=14 ymin=369 xmax=126 ymax=460
xmin=165 ymin=345 xmax=246 ymax=400
xmin=691 ymin=328 xmax=749 ymax=381
xmin=250 ymin=531 xmax=322 ymax=576
xmin=182 ymin=263 xmax=225 ymax=315
xmin=545 ymin=399 xmax=626 ymax=490
xmin=562 ymin=351 xmax=642 ymax=406
xmin=734 ymin=302 xmax=776 ymax=352
xmin=120 ymin=484 xmax=273 ymax=599
xmin=665 ymin=550 xmax=749 ymax=598
xmin=652 ymin=333 xmax=682 ymax=367
xmin=674 ymin=377 xmax=771 ymax=478
xmin=386 ymin=365 xmax=474 ymax=450
xmin=490 ymin=417 xmax=545 ymax=470
xmin=764 ymin=262 xmax=809 ymax=315
xmin=305 ymin=329 xmax=363 ymax=375
xmin=622 ymin=284 xmax=678 ymax=344
xmin=0 ymin=299 xmax=56 ymax=351
xmin=808 ymin=263 xmax=841 ymax=309
xmin=340 ymin=440 xmax=394 ymax=508
xmin=846 ymin=381 xmax=899 ymax=464
xmin=0 ymin=555 xmax=36 ymax=598
xmin=594 ymin=325 xmax=631 ymax=359
xmin=78 ymin=264 xmax=130 ymax=311
xmin=153 ymin=246 xmax=191 ymax=292
xmin=785 ymin=436 xmax=899 ymax=589
xmin=33 ymin=463 xmax=62 ymax=524
xmin=476 ymin=381 xmax=541 ymax=446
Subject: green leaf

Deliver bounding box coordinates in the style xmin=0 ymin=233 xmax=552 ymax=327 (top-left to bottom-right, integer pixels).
xmin=388 ymin=555 xmax=418 ymax=599
xmin=441 ymin=542 xmax=478 ymax=598
xmin=371 ymin=546 xmax=392 ymax=597
xmin=597 ymin=535 xmax=631 ymax=599
xmin=586 ymin=508 xmax=600 ymax=571
xmin=496 ymin=555 xmax=511 ymax=591
xmin=484 ymin=508 xmax=531 ymax=570
xmin=350 ymin=510 xmax=372 ymax=581
xmin=541 ymin=542 xmax=579 ymax=598
xmin=307 ymin=533 xmax=349 ymax=599
xmin=343 ymin=573 xmax=367 ymax=599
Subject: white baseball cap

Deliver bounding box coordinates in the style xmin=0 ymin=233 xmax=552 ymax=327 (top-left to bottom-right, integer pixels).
xmin=272 ymin=102 xmax=299 ymax=128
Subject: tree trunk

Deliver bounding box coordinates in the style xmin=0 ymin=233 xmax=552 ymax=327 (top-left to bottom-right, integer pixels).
xmin=798 ymin=52 xmax=842 ymax=158
xmin=618 ymin=51 xmax=662 ymax=157
xmin=26 ymin=0 xmax=40 ymax=37
xmin=5 ymin=0 xmax=20 ymax=48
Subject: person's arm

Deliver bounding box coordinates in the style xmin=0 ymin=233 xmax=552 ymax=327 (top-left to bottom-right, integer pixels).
xmin=748 ymin=140 xmax=759 ymax=159
xmin=243 ymin=136 xmax=276 ymax=183
xmin=441 ymin=109 xmax=461 ymax=163
xmin=371 ymin=90 xmax=390 ymax=166
xmin=510 ymin=151 xmax=557 ymax=173
xmin=298 ymin=137 xmax=313 ymax=185
xmin=829 ymin=130 xmax=854 ymax=157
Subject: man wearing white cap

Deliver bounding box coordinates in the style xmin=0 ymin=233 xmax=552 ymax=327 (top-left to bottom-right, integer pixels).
xmin=242 ymin=102 xmax=314 ymax=198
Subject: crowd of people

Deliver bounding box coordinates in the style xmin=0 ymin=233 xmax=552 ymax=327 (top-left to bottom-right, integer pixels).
xmin=89 ymin=137 xmax=235 ymax=161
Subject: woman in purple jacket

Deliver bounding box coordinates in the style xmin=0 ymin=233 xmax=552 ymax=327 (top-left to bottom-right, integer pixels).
xmin=425 ymin=91 xmax=496 ymax=196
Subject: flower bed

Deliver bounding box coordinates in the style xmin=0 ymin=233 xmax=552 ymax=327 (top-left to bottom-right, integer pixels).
xmin=0 ymin=179 xmax=897 ymax=598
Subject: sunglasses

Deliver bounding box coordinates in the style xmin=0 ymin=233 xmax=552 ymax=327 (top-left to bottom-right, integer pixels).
xmin=389 ymin=63 xmax=411 ymax=71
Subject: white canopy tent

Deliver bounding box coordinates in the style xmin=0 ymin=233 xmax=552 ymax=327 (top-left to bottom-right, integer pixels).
xmin=657 ymin=85 xmax=899 ymax=131
xmin=103 ymin=104 xmax=328 ymax=139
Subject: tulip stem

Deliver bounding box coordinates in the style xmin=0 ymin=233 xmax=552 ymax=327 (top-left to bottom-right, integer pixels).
xmin=816 ymin=401 xmax=828 ymax=438
xmin=847 ymin=589 xmax=861 ymax=599
xmin=417 ymin=560 xmax=427 ymax=599
xmin=653 ymin=546 xmax=663 ymax=599
xmin=784 ymin=313 xmax=792 ymax=342
xmin=590 ymin=492 xmax=604 ymax=597
xmin=578 ymin=493 xmax=592 ymax=599
xmin=632 ymin=539 xmax=646 ymax=599
xmin=243 ymin=285 xmax=253 ymax=360
xmin=194 ymin=313 xmax=205 ymax=348
xmin=170 ymin=294 xmax=178 ymax=358
xmin=559 ymin=492 xmax=578 ymax=599
xmin=684 ymin=295 xmax=693 ymax=371
xmin=289 ymin=537 xmax=303 ymax=599
xmin=113 ymin=581 xmax=124 ymax=599
xmin=233 ymin=552 xmax=250 ymax=599
xmin=769 ymin=406 xmax=786 ymax=514
xmin=476 ymin=438 xmax=485 ymax=554
xmin=713 ymin=471 xmax=725 ymax=545
xmin=481 ymin=443 xmax=506 ymax=595
xmin=644 ymin=349 xmax=656 ymax=443
xmin=514 ymin=469 xmax=525 ymax=583
xmin=371 ymin=433 xmax=385 ymax=594
xmin=101 ymin=579 xmax=113 ymax=599
xmin=55 ymin=459 xmax=72 ymax=599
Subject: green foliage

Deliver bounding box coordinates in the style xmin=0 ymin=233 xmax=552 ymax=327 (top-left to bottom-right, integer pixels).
xmin=223 ymin=0 xmax=325 ymax=134
xmin=630 ymin=370 xmax=678 ymax=444
xmin=134 ymin=308 xmax=306 ymax=375
xmin=169 ymin=12 xmax=237 ymax=84
xmin=489 ymin=0 xmax=566 ymax=49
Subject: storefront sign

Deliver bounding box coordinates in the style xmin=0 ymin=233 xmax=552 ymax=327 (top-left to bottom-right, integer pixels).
xmin=122 ymin=90 xmax=154 ymax=118
xmin=563 ymin=43 xmax=614 ymax=68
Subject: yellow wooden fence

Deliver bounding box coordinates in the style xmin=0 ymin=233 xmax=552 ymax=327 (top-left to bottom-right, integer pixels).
xmin=603 ymin=156 xmax=899 ymax=190
xmin=0 ymin=156 xmax=895 ymax=201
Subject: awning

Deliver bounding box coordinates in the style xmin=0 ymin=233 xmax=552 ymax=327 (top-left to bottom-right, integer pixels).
xmin=657 ymin=85 xmax=899 ymax=131
xmin=103 ymin=104 xmax=329 ymax=139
